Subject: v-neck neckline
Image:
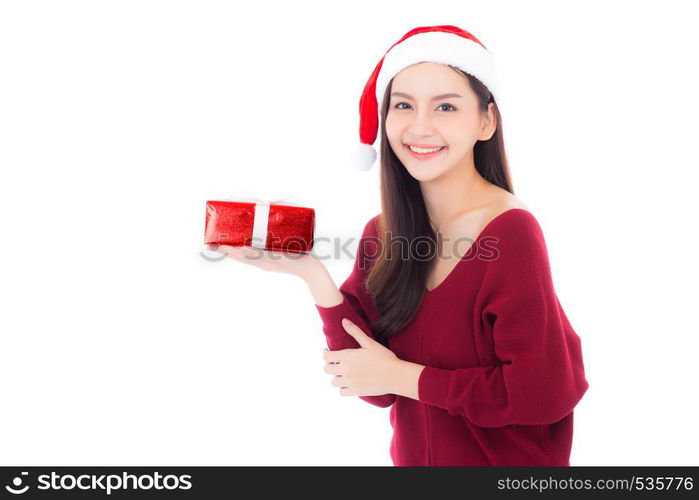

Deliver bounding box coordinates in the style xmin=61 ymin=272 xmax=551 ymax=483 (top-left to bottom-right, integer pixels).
xmin=424 ymin=208 xmax=526 ymax=295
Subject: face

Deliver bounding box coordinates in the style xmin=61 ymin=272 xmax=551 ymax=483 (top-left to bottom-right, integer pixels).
xmin=385 ymin=62 xmax=496 ymax=182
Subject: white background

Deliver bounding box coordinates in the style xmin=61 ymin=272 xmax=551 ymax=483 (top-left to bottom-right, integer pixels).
xmin=1 ymin=0 xmax=697 ymax=466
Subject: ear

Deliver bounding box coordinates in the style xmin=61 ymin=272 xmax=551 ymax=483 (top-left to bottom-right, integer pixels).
xmin=478 ymin=102 xmax=497 ymax=141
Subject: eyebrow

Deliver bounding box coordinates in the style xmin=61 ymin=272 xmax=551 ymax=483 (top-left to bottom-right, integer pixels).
xmin=390 ymin=92 xmax=463 ymax=100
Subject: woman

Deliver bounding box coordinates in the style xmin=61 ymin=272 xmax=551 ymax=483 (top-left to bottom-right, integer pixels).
xmin=211 ymin=25 xmax=589 ymax=466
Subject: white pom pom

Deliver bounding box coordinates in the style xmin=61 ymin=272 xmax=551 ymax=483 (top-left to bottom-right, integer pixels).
xmin=349 ymin=142 xmax=377 ymax=171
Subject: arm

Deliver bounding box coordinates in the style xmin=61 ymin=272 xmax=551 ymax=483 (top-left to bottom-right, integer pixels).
xmin=307 ymin=215 xmax=397 ymax=408
xmin=415 ymin=213 xmax=589 ymax=427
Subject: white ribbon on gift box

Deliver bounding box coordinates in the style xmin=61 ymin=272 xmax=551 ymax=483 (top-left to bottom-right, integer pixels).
xmin=220 ymin=189 xmax=304 ymax=249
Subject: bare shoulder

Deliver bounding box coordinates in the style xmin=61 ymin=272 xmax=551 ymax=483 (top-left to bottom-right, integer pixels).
xmin=485 ymin=192 xmax=548 ymax=250
xmin=471 ymin=191 xmax=546 ymax=246
xmin=492 ymin=190 xmax=531 ymax=213
xmin=439 ymin=192 xmax=533 ymax=251
xmin=479 ymin=189 xmax=534 ymax=225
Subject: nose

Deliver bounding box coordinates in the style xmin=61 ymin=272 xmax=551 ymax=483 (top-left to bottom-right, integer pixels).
xmin=408 ymin=108 xmax=436 ymax=135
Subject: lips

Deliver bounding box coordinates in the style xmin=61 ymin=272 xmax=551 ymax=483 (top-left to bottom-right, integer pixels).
xmin=404 ymin=143 xmax=446 ymax=149
xmin=403 ymin=143 xmax=447 ymax=160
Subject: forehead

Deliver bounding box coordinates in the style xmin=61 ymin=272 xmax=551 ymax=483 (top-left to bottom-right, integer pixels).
xmin=391 ymin=62 xmax=466 ymax=93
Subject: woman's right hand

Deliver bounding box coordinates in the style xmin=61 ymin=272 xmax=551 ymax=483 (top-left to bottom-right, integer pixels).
xmin=208 ymin=244 xmax=323 ymax=283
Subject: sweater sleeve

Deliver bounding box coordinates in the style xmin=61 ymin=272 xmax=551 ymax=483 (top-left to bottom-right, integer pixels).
xmin=417 ymin=212 xmax=589 ymax=427
xmin=315 ymin=215 xmax=396 ymax=408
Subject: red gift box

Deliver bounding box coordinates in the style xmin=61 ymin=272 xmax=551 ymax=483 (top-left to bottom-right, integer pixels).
xmin=204 ymin=199 xmax=315 ymax=253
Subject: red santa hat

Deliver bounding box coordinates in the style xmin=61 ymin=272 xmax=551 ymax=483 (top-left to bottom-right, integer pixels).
xmin=349 ymin=25 xmax=501 ymax=171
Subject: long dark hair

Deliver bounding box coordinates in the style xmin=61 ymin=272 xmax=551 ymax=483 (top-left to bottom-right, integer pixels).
xmin=366 ymin=65 xmax=514 ymax=345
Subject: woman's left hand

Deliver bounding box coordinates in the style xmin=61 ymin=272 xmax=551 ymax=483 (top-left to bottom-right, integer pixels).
xmin=322 ymin=318 xmax=401 ymax=397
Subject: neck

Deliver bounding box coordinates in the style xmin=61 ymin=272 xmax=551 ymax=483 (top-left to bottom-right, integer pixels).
xmin=419 ymin=157 xmax=495 ymax=230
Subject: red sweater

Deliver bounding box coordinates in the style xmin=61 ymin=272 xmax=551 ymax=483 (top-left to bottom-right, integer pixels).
xmin=315 ymin=208 xmax=589 ymax=466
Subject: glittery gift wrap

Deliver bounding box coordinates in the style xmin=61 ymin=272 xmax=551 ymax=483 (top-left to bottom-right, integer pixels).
xmin=204 ymin=200 xmax=315 ymax=253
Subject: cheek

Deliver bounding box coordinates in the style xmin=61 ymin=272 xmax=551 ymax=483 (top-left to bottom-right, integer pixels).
xmin=442 ymin=126 xmax=474 ymax=149
xmin=385 ymin=115 xmax=399 ymax=136
xmin=450 ymin=118 xmax=478 ymax=138
xmin=384 ymin=119 xmax=403 ymax=147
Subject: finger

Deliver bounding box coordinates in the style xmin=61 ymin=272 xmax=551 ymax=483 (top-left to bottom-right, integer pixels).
xmin=219 ymin=245 xmax=254 ymax=261
xmin=217 ymin=244 xmax=238 ymax=256
xmin=330 ymin=375 xmax=345 ymax=387
xmin=323 ymin=347 xmax=350 ymax=364
xmin=323 ymin=348 xmax=343 ymax=364
xmin=323 ymin=362 xmax=342 ymax=375
xmin=341 ymin=318 xmax=373 ymax=348
xmin=238 ymin=246 xmax=263 ymax=258
xmin=219 ymin=244 xmax=244 ymax=254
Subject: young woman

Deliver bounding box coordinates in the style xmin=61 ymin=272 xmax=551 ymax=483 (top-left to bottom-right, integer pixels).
xmin=211 ymin=25 xmax=589 ymax=466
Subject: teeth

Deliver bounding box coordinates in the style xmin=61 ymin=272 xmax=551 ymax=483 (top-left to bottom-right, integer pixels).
xmin=408 ymin=145 xmax=444 ymax=153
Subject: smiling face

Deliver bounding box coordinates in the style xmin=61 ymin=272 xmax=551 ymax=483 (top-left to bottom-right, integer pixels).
xmin=385 ymin=62 xmax=495 ymax=182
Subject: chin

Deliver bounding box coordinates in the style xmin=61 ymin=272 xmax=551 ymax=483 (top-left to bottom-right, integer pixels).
xmin=403 ymin=164 xmax=446 ymax=182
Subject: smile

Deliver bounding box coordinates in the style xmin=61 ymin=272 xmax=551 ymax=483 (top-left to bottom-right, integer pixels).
xmin=403 ymin=144 xmax=447 ymax=160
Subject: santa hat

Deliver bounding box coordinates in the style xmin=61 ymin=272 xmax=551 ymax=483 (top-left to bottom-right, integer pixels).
xmin=350 ymin=25 xmax=500 ymax=171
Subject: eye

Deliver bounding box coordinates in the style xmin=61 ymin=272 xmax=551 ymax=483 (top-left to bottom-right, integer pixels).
xmin=393 ymin=102 xmax=457 ymax=111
